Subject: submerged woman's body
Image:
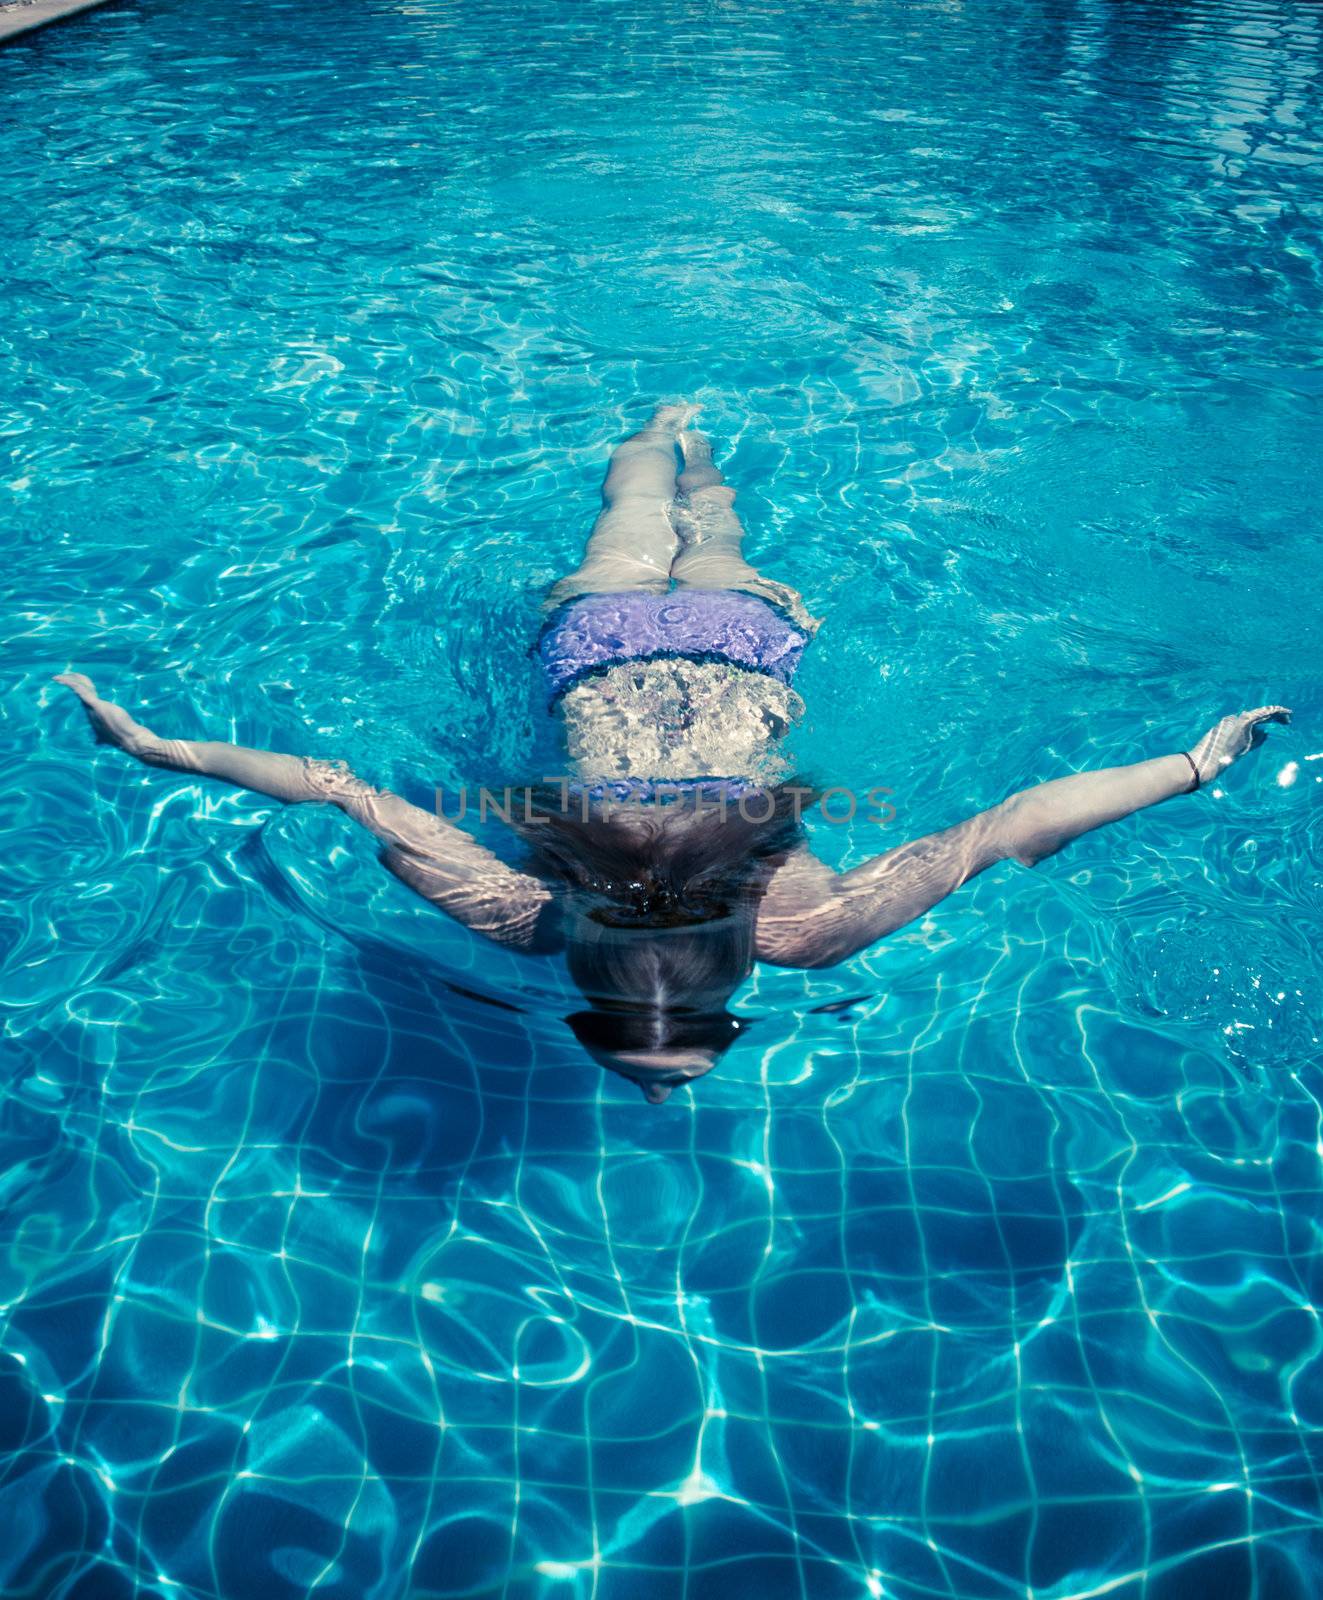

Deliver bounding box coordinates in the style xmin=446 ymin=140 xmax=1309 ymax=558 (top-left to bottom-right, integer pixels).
xmin=55 ymin=404 xmax=1291 ymax=1101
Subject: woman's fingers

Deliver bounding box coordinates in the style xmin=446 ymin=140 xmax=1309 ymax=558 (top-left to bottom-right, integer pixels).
xmin=53 ymin=673 xmax=144 ymax=751
xmin=1240 ymin=705 xmax=1291 ymax=754
xmin=54 ymin=671 xmax=99 ymax=703
xmin=1241 ymin=704 xmax=1292 ymax=726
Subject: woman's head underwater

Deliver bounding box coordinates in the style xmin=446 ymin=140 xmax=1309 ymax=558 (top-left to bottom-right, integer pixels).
xmin=564 ymin=914 xmax=750 ymax=1103
xmin=520 ymin=784 xmax=806 ymax=1102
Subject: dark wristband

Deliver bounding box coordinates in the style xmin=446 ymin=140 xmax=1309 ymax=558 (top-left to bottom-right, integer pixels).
xmin=1179 ymin=751 xmax=1200 ymax=793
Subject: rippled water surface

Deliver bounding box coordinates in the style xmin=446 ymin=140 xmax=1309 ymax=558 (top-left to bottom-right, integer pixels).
xmin=3 ymin=0 xmax=1323 ymax=1595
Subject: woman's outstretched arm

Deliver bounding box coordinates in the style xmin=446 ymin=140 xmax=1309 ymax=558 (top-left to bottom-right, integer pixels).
xmin=53 ymin=673 xmax=553 ymax=950
xmin=756 ymin=706 xmax=1291 ymax=969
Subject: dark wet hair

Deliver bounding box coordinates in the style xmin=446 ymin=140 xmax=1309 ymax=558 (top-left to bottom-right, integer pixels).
xmin=566 ymin=999 xmax=744 ymax=1058
xmin=519 ymin=782 xmax=806 ymax=903
xmin=517 ymin=785 xmax=808 ymax=1084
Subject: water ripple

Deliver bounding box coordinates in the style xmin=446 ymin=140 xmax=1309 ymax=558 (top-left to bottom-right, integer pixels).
xmin=2 ymin=0 xmax=1322 ymax=1596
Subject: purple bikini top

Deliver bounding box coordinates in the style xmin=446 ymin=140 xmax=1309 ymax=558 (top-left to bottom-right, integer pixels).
xmin=538 ymin=589 xmax=809 ymax=703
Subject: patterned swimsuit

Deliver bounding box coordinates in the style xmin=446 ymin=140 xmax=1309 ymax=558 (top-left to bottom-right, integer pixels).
xmin=537 ymin=589 xmax=811 ymax=789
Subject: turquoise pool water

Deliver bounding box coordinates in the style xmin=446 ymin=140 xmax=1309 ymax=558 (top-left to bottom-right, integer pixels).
xmin=2 ymin=0 xmax=1322 ymax=1594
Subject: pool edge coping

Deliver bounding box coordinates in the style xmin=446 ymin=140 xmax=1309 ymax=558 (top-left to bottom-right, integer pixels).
xmin=0 ymin=0 xmax=116 ymax=46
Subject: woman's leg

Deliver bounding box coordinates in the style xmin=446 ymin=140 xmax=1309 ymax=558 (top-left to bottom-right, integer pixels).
xmin=546 ymin=404 xmax=694 ymax=607
xmin=670 ymin=432 xmax=820 ymax=632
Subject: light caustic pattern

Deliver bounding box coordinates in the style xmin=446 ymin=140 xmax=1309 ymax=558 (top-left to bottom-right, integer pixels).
xmin=1 ymin=0 xmax=1322 ymax=1595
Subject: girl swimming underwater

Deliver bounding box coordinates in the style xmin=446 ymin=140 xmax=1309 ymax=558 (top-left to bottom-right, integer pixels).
xmin=55 ymin=404 xmax=1290 ymax=1102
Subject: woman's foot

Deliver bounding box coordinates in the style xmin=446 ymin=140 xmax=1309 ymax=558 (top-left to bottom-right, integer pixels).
xmin=1188 ymin=704 xmax=1292 ymax=784
xmin=646 ymin=401 xmax=700 ymax=437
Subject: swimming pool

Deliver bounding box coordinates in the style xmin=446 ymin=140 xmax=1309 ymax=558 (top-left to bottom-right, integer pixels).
xmin=2 ymin=0 xmax=1321 ymax=1594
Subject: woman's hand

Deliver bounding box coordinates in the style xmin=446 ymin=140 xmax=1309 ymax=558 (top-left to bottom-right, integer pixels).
xmin=1189 ymin=705 xmax=1292 ymax=785
xmin=54 ymin=672 xmax=159 ymax=758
